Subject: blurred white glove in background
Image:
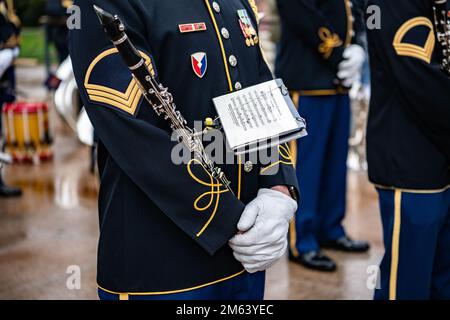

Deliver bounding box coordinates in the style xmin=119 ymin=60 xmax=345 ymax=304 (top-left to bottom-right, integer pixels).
xmin=337 ymin=44 xmax=365 ymax=88
xmin=229 ymin=188 xmax=297 ymax=273
xmin=0 ymin=48 xmax=19 ymax=78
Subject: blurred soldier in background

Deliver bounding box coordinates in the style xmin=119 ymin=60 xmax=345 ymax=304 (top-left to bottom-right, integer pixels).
xmin=276 ymin=0 xmax=369 ymax=272
xmin=0 ymin=0 xmax=19 ymax=105
xmin=255 ymin=0 xmax=280 ymax=73
xmin=367 ymin=0 xmax=450 ymax=299
xmin=45 ymin=0 xmax=71 ymax=63
xmin=43 ymin=0 xmax=71 ymax=89
xmin=0 ymin=0 xmax=22 ymax=197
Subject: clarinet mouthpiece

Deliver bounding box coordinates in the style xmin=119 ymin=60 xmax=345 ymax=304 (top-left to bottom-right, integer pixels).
xmin=93 ymin=5 xmax=126 ymax=42
xmin=93 ymin=5 xmax=115 ymax=26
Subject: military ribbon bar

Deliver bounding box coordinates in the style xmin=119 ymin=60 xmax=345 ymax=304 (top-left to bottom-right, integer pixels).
xmin=178 ymin=22 xmax=207 ymax=33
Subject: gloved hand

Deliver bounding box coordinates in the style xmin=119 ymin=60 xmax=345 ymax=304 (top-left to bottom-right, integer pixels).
xmin=12 ymin=47 xmax=20 ymax=58
xmin=229 ymin=188 xmax=298 ymax=273
xmin=0 ymin=48 xmax=19 ymax=78
xmin=337 ymin=44 xmax=365 ymax=88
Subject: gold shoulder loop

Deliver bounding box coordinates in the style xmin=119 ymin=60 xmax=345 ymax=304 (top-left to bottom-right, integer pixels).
xmin=248 ymin=0 xmax=259 ymax=24
xmin=318 ymin=27 xmax=343 ymax=59
xmin=393 ymin=17 xmax=435 ymax=64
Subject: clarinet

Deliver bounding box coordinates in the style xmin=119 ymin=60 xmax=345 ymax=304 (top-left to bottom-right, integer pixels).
xmin=433 ymin=0 xmax=450 ymax=76
xmin=93 ymin=5 xmax=234 ymax=194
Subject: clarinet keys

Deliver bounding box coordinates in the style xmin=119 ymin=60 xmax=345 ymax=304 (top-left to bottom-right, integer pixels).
xmin=433 ymin=0 xmax=450 ymax=76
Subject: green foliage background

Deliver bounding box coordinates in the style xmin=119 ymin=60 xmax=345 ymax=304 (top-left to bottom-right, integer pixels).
xmin=13 ymin=1 xmax=59 ymax=63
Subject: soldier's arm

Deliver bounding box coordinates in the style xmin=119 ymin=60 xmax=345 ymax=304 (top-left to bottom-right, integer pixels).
xmin=368 ymin=0 xmax=450 ymax=159
xmin=258 ymin=143 xmax=299 ymax=200
xmin=69 ymin=0 xmax=245 ymax=255
xmin=276 ymin=0 xmax=346 ymax=69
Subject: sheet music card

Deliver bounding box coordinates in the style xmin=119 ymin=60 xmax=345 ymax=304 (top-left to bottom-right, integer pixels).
xmin=213 ymin=79 xmax=307 ymax=154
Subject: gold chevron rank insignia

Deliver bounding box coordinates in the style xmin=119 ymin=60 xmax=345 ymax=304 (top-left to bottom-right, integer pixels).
xmin=84 ymin=48 xmax=155 ymax=116
xmin=393 ymin=17 xmax=435 ymax=64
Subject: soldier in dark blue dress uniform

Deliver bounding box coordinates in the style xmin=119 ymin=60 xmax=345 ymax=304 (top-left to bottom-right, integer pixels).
xmin=0 ymin=0 xmax=20 ymax=110
xmin=366 ymin=0 xmax=450 ymax=300
xmin=69 ymin=0 xmax=299 ymax=300
xmin=276 ymin=0 xmax=369 ymax=272
xmin=0 ymin=0 xmax=21 ymax=197
xmin=45 ymin=0 xmax=71 ymax=63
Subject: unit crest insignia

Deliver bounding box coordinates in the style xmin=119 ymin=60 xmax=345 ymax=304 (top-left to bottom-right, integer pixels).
xmin=191 ymin=52 xmax=208 ymax=78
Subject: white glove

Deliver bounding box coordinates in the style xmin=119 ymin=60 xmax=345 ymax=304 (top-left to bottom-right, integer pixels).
xmin=229 ymin=188 xmax=298 ymax=273
xmin=337 ymin=44 xmax=365 ymax=88
xmin=12 ymin=47 xmax=20 ymax=58
xmin=0 ymin=48 xmax=16 ymax=78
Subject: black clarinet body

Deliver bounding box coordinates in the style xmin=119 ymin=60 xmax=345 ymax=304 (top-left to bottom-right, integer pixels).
xmin=93 ymin=5 xmax=234 ymax=194
xmin=433 ymin=0 xmax=450 ymax=76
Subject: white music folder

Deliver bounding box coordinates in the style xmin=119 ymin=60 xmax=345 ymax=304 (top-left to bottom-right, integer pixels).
xmin=213 ymin=79 xmax=307 ymax=155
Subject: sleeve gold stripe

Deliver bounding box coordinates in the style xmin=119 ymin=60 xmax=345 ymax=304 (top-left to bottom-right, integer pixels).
xmin=87 ymin=85 xmax=141 ymax=106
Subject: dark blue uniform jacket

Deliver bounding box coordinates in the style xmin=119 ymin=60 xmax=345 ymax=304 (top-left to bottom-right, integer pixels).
xmin=366 ymin=0 xmax=450 ymax=190
xmin=276 ymin=0 xmax=361 ymax=95
xmin=69 ymin=0 xmax=298 ymax=293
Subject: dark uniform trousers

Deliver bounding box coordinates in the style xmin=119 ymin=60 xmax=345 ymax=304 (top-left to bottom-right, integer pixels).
xmin=367 ymin=0 xmax=450 ymax=299
xmin=276 ymin=0 xmax=361 ymax=254
xmin=375 ymin=188 xmax=450 ymax=300
xmin=291 ymin=94 xmax=349 ymax=254
xmin=69 ymin=0 xmax=298 ymax=299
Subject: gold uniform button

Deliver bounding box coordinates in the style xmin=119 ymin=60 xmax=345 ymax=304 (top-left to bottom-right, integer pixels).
xmin=221 ymin=27 xmax=230 ymax=39
xmin=204 ymin=117 xmax=214 ymax=127
xmin=229 ymin=55 xmax=237 ymax=67
xmin=244 ymin=161 xmax=254 ymax=173
xmin=212 ymin=2 xmax=220 ymax=13
xmin=234 ymin=82 xmax=242 ymax=90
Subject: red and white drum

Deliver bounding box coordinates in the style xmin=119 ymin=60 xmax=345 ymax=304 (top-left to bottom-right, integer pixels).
xmin=2 ymin=102 xmax=53 ymax=163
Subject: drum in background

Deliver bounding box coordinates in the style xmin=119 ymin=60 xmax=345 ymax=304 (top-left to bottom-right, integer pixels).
xmin=2 ymin=102 xmax=53 ymax=163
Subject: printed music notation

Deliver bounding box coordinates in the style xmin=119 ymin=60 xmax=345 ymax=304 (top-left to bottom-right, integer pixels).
xmin=213 ymin=79 xmax=307 ymax=153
